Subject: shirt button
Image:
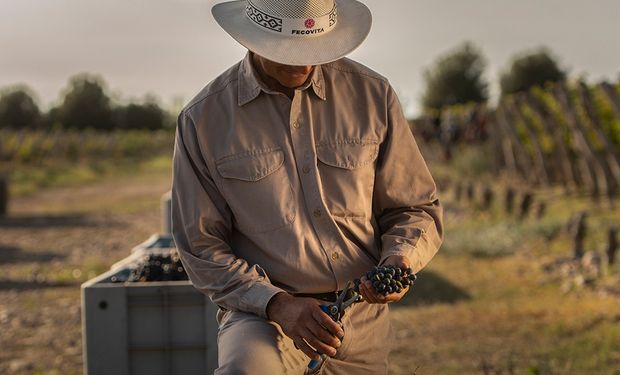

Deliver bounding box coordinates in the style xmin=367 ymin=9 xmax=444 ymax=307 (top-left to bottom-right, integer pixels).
xmin=302 ymin=165 xmax=311 ymax=174
xmin=331 ymin=252 xmax=339 ymax=261
xmin=292 ymin=121 xmax=301 ymax=129
xmin=313 ymin=208 xmax=322 ymax=217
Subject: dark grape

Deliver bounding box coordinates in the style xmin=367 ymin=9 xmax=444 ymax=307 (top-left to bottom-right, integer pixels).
xmin=356 ymin=265 xmax=417 ymax=298
xmin=127 ymin=250 xmax=189 ymax=282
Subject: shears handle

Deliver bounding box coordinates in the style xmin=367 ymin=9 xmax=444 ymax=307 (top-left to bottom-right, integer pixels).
xmin=306 ymin=304 xmax=333 ymax=373
xmin=307 ymin=354 xmax=328 ymax=373
xmin=319 ymin=304 xmax=331 ymax=316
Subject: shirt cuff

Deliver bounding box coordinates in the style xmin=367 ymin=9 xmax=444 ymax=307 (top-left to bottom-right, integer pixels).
xmin=240 ymin=281 xmax=286 ymax=319
xmin=380 ymin=231 xmax=439 ymax=273
xmin=379 ymin=243 xmax=416 ymax=268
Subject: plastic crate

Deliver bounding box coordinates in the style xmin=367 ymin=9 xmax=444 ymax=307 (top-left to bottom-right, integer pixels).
xmin=81 ymin=255 xmax=218 ymax=375
xmin=131 ymin=233 xmax=175 ymax=253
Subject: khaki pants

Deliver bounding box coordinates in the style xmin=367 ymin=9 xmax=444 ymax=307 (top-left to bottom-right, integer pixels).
xmin=215 ymin=301 xmax=394 ymax=374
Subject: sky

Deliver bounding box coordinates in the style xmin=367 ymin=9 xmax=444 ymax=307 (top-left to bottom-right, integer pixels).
xmin=1 ymin=0 xmax=619 ymax=116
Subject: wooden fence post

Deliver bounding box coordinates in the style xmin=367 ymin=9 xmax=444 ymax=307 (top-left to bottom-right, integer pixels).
xmin=496 ymin=105 xmax=538 ymax=185
xmin=506 ymin=99 xmax=551 ymax=186
xmin=491 ymin=110 xmax=519 ymax=177
xmin=518 ymin=191 xmax=534 ymax=220
xmin=466 ymin=182 xmax=475 ymax=203
xmin=570 ymin=212 xmax=587 ymax=259
xmin=553 ymin=83 xmax=608 ymax=201
xmin=0 ymin=176 xmax=7 ymax=217
xmin=487 ymin=109 xmax=505 ymax=174
xmin=520 ymin=93 xmax=578 ymax=193
xmin=482 ymin=187 xmax=494 ymax=211
xmin=577 ymin=81 xmax=620 ymax=196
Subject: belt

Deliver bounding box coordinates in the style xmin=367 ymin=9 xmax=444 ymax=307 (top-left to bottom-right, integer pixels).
xmin=295 ymin=291 xmax=342 ymax=302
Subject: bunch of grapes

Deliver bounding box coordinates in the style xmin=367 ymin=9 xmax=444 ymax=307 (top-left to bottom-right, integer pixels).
xmin=354 ymin=265 xmax=417 ymax=296
xmin=128 ymin=251 xmax=188 ymax=282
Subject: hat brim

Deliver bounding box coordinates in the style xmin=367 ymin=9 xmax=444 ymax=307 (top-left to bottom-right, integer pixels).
xmin=212 ymin=0 xmax=372 ymax=66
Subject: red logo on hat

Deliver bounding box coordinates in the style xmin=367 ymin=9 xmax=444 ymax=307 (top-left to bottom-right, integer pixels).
xmin=304 ymin=19 xmax=315 ymax=29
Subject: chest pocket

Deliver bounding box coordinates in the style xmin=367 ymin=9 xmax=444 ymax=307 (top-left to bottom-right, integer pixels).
xmin=216 ymin=148 xmax=295 ymax=233
xmin=316 ymin=140 xmax=379 ymax=219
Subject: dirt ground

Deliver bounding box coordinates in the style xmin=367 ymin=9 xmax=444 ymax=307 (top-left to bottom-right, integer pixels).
xmin=0 ymin=173 xmax=171 ymax=375
xmin=2 ymin=171 xmax=620 ymax=374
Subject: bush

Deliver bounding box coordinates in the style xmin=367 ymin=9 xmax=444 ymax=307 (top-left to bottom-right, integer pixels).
xmin=53 ymin=74 xmax=116 ymax=130
xmin=422 ymin=42 xmax=489 ymax=111
xmin=0 ymin=129 xmax=174 ymax=165
xmin=500 ymin=48 xmax=566 ymax=96
xmin=116 ymin=101 xmax=168 ymax=130
xmin=0 ymin=85 xmax=41 ymax=129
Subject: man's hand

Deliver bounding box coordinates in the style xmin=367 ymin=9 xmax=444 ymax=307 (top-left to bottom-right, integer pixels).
xmin=266 ymin=292 xmax=344 ymax=360
xmin=359 ymin=255 xmax=411 ymax=304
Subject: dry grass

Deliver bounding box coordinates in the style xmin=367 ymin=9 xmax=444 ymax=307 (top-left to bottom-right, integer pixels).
xmin=387 ymin=185 xmax=620 ymax=375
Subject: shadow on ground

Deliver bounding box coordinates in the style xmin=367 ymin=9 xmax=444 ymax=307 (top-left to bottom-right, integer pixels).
xmin=0 ymin=245 xmax=67 ymax=264
xmin=0 ymin=213 xmax=111 ymax=228
xmin=0 ymin=279 xmax=75 ymax=291
xmin=393 ymin=269 xmax=470 ymax=307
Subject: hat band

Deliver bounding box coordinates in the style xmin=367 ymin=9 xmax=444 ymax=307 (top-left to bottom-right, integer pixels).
xmin=245 ymin=1 xmax=337 ymax=37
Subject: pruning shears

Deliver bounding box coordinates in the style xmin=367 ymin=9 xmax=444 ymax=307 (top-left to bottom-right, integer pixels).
xmin=306 ymin=281 xmax=362 ymax=374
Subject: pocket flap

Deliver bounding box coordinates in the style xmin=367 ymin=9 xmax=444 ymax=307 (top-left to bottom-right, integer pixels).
xmin=216 ymin=149 xmax=284 ymax=181
xmin=316 ymin=140 xmax=379 ymax=170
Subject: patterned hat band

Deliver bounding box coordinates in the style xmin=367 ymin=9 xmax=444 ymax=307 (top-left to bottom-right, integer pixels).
xmin=245 ymin=1 xmax=338 ymax=37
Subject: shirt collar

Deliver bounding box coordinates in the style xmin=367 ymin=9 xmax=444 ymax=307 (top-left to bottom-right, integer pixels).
xmin=310 ymin=66 xmax=326 ymax=101
xmin=238 ymin=52 xmax=326 ymax=106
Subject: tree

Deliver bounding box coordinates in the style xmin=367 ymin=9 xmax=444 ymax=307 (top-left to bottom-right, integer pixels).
xmin=117 ymin=100 xmax=168 ymax=130
xmin=422 ymin=42 xmax=488 ymax=111
xmin=0 ymin=85 xmax=41 ymax=129
xmin=54 ymin=74 xmax=116 ymax=130
xmin=500 ymin=48 xmax=566 ymax=96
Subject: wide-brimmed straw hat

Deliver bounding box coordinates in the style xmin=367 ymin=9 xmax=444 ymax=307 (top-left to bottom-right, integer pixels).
xmin=212 ymin=0 xmax=372 ymax=66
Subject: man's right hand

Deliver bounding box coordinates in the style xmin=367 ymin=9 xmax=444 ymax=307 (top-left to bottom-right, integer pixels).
xmin=266 ymin=292 xmax=344 ymax=360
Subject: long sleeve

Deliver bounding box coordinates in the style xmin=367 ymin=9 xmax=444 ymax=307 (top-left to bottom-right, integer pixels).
xmin=373 ymin=86 xmax=444 ymax=272
xmin=171 ymin=112 xmax=284 ymax=318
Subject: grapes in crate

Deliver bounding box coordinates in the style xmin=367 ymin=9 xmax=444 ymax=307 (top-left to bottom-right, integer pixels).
xmin=128 ymin=250 xmax=189 ymax=282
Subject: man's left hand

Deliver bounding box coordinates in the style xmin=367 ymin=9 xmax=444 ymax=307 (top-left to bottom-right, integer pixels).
xmin=359 ymin=255 xmax=411 ymax=304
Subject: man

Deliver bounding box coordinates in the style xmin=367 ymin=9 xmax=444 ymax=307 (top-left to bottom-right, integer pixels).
xmin=171 ymin=0 xmax=443 ymax=373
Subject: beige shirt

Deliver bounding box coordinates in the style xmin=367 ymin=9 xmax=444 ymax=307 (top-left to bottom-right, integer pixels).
xmin=172 ymin=53 xmax=443 ymax=319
